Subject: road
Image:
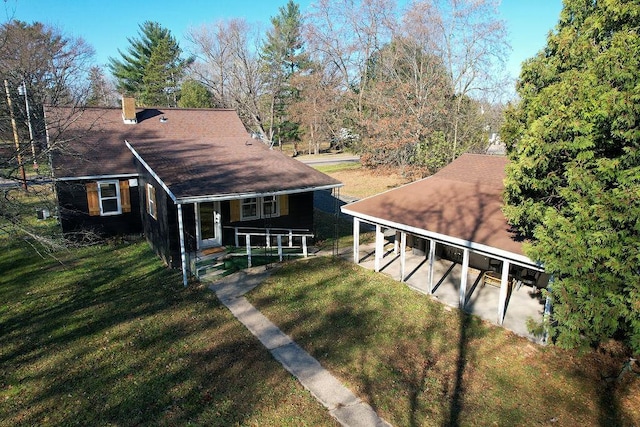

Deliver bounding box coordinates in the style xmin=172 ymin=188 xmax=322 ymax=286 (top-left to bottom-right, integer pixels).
xmin=296 ymin=155 xmax=359 ymax=166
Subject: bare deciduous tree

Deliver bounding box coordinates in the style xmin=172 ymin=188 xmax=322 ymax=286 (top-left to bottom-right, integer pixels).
xmin=404 ymin=0 xmax=509 ymax=160
xmin=186 ymin=19 xmax=266 ymax=135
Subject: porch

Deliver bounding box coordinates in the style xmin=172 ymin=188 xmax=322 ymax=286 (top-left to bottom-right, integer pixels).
xmin=351 ymin=227 xmax=549 ymax=342
xmin=188 ymin=226 xmax=315 ymax=280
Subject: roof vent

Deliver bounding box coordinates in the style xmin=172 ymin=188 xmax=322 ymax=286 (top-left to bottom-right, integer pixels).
xmin=122 ymin=97 xmax=137 ymax=124
xmin=159 ymin=116 xmax=167 ymax=123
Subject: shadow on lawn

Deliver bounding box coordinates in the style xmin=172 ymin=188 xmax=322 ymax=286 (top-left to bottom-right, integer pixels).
xmin=0 ymin=241 xmax=328 ymax=426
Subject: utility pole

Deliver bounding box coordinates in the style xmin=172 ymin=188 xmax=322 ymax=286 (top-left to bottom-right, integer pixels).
xmin=4 ymin=79 xmax=28 ymax=191
xmin=18 ymin=80 xmax=37 ymax=172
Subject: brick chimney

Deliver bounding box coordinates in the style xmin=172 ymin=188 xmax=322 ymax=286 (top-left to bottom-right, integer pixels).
xmin=122 ymin=97 xmax=137 ymax=124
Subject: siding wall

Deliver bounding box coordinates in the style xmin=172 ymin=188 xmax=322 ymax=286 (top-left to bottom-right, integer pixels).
xmin=221 ymin=192 xmax=315 ymax=246
xmin=56 ymin=179 xmax=142 ymax=236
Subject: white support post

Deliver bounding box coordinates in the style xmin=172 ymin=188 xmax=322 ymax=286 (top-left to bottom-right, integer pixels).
xmin=374 ymin=224 xmax=384 ymax=272
xmin=353 ymin=217 xmax=360 ymax=264
xmin=266 ymin=228 xmax=271 ymax=248
xmin=234 ymin=227 xmax=239 ymax=247
xmin=289 ymin=229 xmax=293 ymax=248
xmin=459 ymin=248 xmax=470 ymax=308
xmin=177 ymin=204 xmax=188 ymax=287
xmin=394 ymin=231 xmax=400 ymax=255
xmin=542 ymin=276 xmax=554 ymax=344
xmin=302 ymin=235 xmax=308 ymax=258
xmin=427 ymin=239 xmax=436 ymax=294
xmin=277 ymin=235 xmax=283 ymax=261
xmin=246 ymin=234 xmax=252 ymax=268
xmin=498 ymin=260 xmax=511 ymax=324
xmin=400 ymin=231 xmax=407 ymax=282
xmin=194 ymin=203 xmax=201 ymax=250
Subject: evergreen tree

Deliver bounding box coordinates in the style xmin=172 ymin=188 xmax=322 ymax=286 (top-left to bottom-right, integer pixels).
xmin=260 ymin=0 xmax=308 ymax=150
xmin=178 ymin=79 xmax=213 ymax=108
xmin=502 ymin=0 xmax=640 ymax=352
xmin=108 ymin=21 xmax=189 ymax=105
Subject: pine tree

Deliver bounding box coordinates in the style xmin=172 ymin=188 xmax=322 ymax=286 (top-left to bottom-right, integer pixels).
xmin=260 ymin=0 xmax=308 ymax=150
xmin=502 ymin=0 xmax=640 ymax=352
xmin=108 ymin=21 xmax=189 ymax=105
xmin=178 ymin=80 xmax=213 ymax=108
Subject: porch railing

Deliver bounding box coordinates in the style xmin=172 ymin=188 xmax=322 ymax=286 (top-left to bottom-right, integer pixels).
xmin=227 ymin=226 xmax=314 ymax=267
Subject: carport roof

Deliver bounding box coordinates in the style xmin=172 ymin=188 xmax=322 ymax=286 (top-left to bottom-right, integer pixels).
xmin=342 ymin=154 xmax=528 ymax=260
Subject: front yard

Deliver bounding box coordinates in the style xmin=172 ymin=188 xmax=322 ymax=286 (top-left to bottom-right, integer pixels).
xmin=0 ymin=239 xmax=335 ymax=426
xmin=249 ymin=257 xmax=640 ymax=426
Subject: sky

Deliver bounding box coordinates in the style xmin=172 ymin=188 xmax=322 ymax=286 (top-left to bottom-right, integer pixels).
xmin=5 ymin=0 xmax=563 ymax=87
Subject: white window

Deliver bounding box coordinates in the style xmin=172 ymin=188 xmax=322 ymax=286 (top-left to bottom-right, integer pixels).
xmin=262 ymin=195 xmax=279 ymax=217
xmin=97 ymin=180 xmax=121 ymax=215
xmin=240 ymin=196 xmax=280 ymax=221
xmin=146 ymin=183 xmax=157 ymax=219
xmin=241 ymin=197 xmax=259 ymax=220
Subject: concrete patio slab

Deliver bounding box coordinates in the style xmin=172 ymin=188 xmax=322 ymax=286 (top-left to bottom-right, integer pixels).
xmin=352 ymin=240 xmax=546 ymax=341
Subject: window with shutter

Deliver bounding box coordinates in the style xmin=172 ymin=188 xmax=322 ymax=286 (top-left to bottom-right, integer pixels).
xmin=146 ymin=183 xmax=157 ymax=219
xmin=87 ymin=180 xmax=132 ymax=216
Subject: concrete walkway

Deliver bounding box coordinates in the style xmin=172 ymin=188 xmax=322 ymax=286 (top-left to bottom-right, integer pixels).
xmin=207 ymin=267 xmax=391 ymax=427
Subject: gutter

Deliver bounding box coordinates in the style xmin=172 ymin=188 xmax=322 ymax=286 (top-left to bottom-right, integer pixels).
xmin=341 ymin=206 xmax=544 ymax=272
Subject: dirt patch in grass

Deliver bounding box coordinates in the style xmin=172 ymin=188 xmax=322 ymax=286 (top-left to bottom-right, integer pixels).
xmin=249 ymin=257 xmax=640 ymax=427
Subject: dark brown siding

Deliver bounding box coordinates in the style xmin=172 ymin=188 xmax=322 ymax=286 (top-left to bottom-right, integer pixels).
xmin=56 ymin=179 xmax=142 ymax=237
xmin=221 ymin=192 xmax=315 ymax=246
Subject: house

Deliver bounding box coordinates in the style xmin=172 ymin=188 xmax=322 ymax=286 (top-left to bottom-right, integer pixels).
xmin=47 ymin=99 xmax=342 ymax=285
xmin=341 ymin=154 xmax=550 ymax=339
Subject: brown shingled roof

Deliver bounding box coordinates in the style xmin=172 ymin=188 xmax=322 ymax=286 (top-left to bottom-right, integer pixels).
xmin=342 ymin=154 xmax=525 ymax=257
xmin=47 ymin=106 xmax=341 ymax=199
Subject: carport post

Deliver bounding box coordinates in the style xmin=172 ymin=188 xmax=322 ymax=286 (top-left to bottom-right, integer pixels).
xmin=459 ymin=248 xmax=470 ymax=308
xmin=374 ymin=224 xmax=384 ymax=272
xmin=427 ymin=239 xmax=436 ymax=294
xmin=498 ymin=260 xmax=511 ymax=324
xmin=353 ymin=217 xmax=360 ymax=264
xmin=400 ymin=231 xmax=406 ymax=281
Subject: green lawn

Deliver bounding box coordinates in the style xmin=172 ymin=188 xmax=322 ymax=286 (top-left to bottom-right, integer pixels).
xmin=0 ymin=238 xmax=336 ymax=426
xmin=248 ymin=257 xmax=640 ymax=427
xmin=2 ymin=219 xmax=638 ymax=426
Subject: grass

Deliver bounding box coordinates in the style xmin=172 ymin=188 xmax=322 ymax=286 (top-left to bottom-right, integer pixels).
xmin=312 ymin=162 xmax=410 ymax=199
xmin=248 ymin=257 xmax=640 ymax=427
xmin=3 ymin=163 xmax=639 ymax=426
xmin=0 ymin=238 xmax=336 ymax=426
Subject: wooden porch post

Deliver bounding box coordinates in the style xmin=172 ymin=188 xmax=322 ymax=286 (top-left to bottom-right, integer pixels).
xmin=374 ymin=224 xmax=384 ymax=272
xmin=277 ymin=235 xmax=283 ymax=261
xmin=459 ymin=248 xmax=470 ymax=308
xmin=400 ymin=231 xmax=407 ymax=282
xmin=194 ymin=202 xmax=201 ymax=250
xmin=353 ymin=217 xmax=360 ymax=264
xmin=177 ymin=204 xmax=188 ymax=287
xmin=497 ymin=260 xmax=511 ymax=324
xmin=302 ymin=235 xmax=308 ymax=258
xmin=246 ymin=234 xmax=252 ymax=267
xmin=427 ymin=239 xmax=436 ymax=294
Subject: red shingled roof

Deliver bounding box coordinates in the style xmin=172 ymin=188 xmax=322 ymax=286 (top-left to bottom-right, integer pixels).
xmin=47 ymin=106 xmax=341 ymax=199
xmin=342 ymin=154 xmax=525 ymax=257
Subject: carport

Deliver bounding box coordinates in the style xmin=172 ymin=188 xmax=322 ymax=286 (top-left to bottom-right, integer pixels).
xmin=341 ymin=154 xmax=551 ymax=341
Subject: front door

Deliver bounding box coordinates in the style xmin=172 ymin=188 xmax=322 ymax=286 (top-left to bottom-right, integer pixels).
xmin=198 ymin=202 xmax=222 ymax=248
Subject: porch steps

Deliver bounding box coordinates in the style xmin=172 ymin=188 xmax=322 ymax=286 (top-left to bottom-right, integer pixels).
xmin=194 ymin=249 xmax=229 ymax=279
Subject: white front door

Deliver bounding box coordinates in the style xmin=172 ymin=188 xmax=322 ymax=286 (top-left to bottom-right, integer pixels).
xmin=197 ymin=202 xmax=222 ymax=248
